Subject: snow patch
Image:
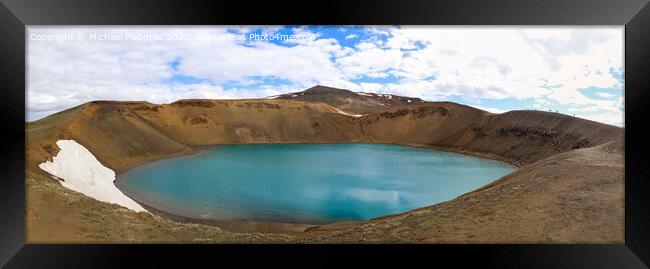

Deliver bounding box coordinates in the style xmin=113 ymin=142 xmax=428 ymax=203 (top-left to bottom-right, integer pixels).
xmin=358 ymin=92 xmax=373 ymax=97
xmin=38 ymin=140 xmax=147 ymax=213
xmin=265 ymin=95 xmax=279 ymax=99
xmin=407 ymin=99 xmax=412 ymax=103
xmin=291 ymin=94 xmax=298 ymax=97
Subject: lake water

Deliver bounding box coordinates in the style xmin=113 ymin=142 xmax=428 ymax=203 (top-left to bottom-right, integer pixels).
xmin=116 ymin=144 xmax=514 ymax=224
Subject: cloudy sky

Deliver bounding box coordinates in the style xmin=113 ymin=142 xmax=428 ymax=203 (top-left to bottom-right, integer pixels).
xmin=27 ymin=26 xmax=624 ymax=126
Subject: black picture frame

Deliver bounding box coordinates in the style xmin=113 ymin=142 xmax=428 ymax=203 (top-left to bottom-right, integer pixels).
xmin=1 ymin=0 xmax=649 ymax=267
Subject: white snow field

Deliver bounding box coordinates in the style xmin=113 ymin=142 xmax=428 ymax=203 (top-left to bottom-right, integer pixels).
xmin=38 ymin=140 xmax=147 ymax=212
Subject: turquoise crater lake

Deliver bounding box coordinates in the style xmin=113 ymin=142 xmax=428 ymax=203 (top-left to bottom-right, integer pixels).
xmin=116 ymin=144 xmax=514 ymax=224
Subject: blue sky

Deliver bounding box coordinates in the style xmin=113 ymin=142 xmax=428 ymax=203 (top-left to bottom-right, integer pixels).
xmin=28 ymin=26 xmax=624 ymax=126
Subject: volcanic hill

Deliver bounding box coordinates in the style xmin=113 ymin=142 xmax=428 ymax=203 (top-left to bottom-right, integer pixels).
xmin=275 ymin=85 xmax=426 ymax=114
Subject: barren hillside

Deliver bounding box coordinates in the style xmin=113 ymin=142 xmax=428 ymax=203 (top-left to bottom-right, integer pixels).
xmin=276 ymin=85 xmax=426 ymax=114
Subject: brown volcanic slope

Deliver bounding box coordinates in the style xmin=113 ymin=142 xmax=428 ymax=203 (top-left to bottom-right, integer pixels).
xmin=26 ymin=86 xmax=624 ymax=243
xmin=276 ymin=85 xmax=426 ymax=114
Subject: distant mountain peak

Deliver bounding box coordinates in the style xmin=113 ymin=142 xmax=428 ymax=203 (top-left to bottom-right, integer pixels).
xmin=276 ymin=85 xmax=428 ymax=114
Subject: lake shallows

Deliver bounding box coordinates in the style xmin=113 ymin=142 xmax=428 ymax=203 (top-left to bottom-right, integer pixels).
xmin=116 ymin=144 xmax=514 ymax=223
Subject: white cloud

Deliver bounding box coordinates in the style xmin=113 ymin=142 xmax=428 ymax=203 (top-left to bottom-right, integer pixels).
xmin=336 ymin=47 xmax=402 ymax=79
xmin=580 ymin=112 xmax=624 ymax=126
xmin=595 ymin=92 xmax=616 ymax=98
xmin=27 ymin=26 xmax=624 ymax=126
